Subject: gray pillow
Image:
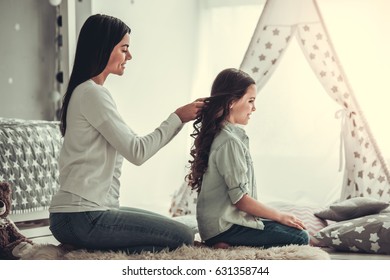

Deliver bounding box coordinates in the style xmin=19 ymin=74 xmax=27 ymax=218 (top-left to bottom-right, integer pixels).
xmin=315 ymin=213 xmax=390 ymax=254
xmin=314 ymin=197 xmax=389 ymax=221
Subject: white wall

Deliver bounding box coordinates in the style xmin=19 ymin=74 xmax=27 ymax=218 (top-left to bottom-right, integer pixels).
xmin=90 ymin=0 xmax=199 ymax=215
xmin=0 ymin=0 xmax=57 ymax=120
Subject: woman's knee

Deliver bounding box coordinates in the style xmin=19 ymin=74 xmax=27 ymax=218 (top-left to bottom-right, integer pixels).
xmin=176 ymin=223 xmax=195 ymax=245
xmin=49 ymin=213 xmax=71 ymax=241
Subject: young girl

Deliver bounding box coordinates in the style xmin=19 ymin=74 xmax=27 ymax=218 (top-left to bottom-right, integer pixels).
xmin=187 ymin=68 xmax=309 ymax=249
xmin=49 ymin=14 xmax=204 ymax=254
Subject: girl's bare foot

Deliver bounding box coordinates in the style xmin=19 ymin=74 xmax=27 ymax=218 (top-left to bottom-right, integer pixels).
xmin=212 ymin=242 xmax=230 ymax=249
xmin=194 ymin=241 xmax=207 ymax=247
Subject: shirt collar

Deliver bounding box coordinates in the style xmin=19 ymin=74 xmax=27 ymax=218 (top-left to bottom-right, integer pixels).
xmin=222 ymin=121 xmax=248 ymax=142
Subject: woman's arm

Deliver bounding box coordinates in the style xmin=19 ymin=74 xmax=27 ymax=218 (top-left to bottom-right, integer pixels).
xmin=82 ymin=86 xmax=203 ymax=166
xmin=235 ymin=194 xmax=306 ymax=230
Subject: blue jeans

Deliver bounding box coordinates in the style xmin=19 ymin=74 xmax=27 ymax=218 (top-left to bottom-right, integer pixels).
xmin=49 ymin=207 xmax=194 ymax=254
xmin=205 ymin=221 xmax=309 ymax=248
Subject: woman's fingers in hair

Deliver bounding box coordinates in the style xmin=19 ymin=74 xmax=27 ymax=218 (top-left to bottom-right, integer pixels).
xmin=193 ymin=99 xmax=206 ymax=109
xmin=194 ymin=97 xmax=207 ymax=102
xmin=175 ymin=101 xmax=203 ymax=123
xmin=194 ymin=101 xmax=205 ymax=108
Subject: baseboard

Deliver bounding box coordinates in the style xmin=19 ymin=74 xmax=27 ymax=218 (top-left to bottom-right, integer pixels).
xmin=10 ymin=210 xmax=49 ymax=223
xmin=15 ymin=218 xmax=58 ymax=245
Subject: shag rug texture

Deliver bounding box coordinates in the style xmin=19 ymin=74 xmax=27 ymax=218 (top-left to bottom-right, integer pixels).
xmin=21 ymin=244 xmax=330 ymax=260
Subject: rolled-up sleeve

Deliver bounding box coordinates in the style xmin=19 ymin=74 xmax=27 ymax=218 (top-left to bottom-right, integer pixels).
xmin=215 ymin=139 xmax=249 ymax=204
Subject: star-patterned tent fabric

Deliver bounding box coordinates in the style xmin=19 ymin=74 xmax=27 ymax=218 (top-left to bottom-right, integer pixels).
xmin=0 ymin=118 xmax=61 ymax=214
xmin=240 ymin=0 xmax=390 ymax=202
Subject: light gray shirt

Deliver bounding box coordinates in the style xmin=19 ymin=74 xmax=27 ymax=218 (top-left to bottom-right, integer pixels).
xmin=50 ymin=80 xmax=183 ymax=213
xmin=196 ymin=122 xmax=264 ymax=241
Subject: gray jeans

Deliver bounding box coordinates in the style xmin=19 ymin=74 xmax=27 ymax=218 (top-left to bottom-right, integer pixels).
xmin=49 ymin=207 xmax=194 ymax=253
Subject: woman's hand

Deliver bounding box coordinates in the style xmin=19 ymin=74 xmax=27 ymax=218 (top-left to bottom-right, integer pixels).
xmin=174 ymin=98 xmax=205 ymax=123
xmin=277 ymin=212 xmax=306 ymax=230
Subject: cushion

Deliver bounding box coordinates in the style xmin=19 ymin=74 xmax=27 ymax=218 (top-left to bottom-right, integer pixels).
xmin=268 ymin=201 xmax=328 ymax=246
xmin=169 ymin=182 xmax=197 ymax=217
xmin=0 ymin=119 xmax=62 ymax=214
xmin=314 ymin=197 xmax=390 ymax=222
xmin=172 ymin=214 xmax=198 ymax=234
xmin=315 ymin=213 xmax=390 ymax=254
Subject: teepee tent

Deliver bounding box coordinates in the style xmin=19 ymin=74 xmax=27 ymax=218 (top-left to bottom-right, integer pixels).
xmin=239 ymin=0 xmax=390 ymax=202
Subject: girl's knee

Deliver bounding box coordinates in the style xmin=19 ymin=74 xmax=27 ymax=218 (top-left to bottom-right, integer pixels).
xmin=297 ymin=230 xmax=310 ymax=245
xmin=183 ymin=227 xmax=195 ymax=245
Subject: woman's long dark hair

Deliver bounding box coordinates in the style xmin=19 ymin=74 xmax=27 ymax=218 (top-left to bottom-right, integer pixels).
xmin=186 ymin=68 xmax=255 ymax=192
xmin=60 ymin=14 xmax=131 ymax=136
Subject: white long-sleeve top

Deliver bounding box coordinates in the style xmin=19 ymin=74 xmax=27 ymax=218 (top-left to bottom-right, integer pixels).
xmin=49 ymin=80 xmax=183 ymax=212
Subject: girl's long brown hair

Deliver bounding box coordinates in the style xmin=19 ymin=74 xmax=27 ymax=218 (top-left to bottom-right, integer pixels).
xmin=186 ymin=68 xmax=255 ymax=192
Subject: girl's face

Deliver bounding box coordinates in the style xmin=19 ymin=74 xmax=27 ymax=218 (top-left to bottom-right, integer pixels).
xmin=227 ymin=84 xmax=257 ymax=125
xmin=106 ymin=33 xmax=132 ymax=76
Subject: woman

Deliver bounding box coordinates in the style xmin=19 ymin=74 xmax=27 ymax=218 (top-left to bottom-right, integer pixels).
xmin=187 ymin=68 xmax=309 ymax=249
xmin=49 ymin=14 xmax=203 ymax=253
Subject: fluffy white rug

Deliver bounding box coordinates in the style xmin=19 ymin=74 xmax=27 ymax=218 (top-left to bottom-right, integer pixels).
xmin=21 ymin=244 xmax=330 ymax=260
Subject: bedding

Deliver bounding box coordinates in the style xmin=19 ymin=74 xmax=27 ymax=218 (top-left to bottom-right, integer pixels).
xmin=0 ymin=118 xmax=61 ymax=214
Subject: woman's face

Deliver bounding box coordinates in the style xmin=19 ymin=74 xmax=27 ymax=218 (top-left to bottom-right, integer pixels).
xmin=227 ymin=84 xmax=257 ymax=125
xmin=106 ymin=33 xmax=132 ymax=76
